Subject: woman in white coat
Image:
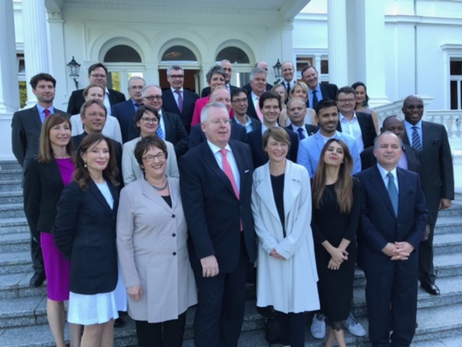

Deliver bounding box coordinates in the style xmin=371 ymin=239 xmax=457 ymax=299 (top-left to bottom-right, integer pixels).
xmin=252 ymin=127 xmax=319 ymax=347
xmin=117 ymin=135 xmax=196 ymax=347
xmin=121 ymin=105 xmax=178 ymax=185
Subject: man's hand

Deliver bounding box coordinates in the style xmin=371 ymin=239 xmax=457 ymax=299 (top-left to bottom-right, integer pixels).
xmin=127 ymin=285 xmax=143 ymax=301
xmin=201 ymin=255 xmax=219 ymax=277
xmin=270 ymin=248 xmax=286 ymax=260
xmin=439 ymin=198 xmax=451 ymax=210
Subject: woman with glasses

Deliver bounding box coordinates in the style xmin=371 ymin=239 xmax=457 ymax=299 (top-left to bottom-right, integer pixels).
xmin=122 ymin=105 xmax=178 ymax=185
xmin=117 ymin=136 xmax=197 ymax=347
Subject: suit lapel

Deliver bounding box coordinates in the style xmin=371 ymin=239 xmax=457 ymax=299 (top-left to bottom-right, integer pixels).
xmin=254 ymin=164 xmax=280 ymax=221
xmin=140 ymin=177 xmax=172 ymax=212
xmin=396 ymin=168 xmax=409 ymax=217
xmin=368 ymin=167 xmax=396 ymax=217
xmin=31 ymin=106 xmax=43 ymax=130
xmin=283 ymin=161 xmax=301 ymax=219
xmin=89 ymin=179 xmax=118 ymax=214
xmin=167 ymin=90 xmax=181 ymax=115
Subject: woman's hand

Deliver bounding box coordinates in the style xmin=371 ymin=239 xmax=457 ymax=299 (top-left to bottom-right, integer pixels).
xmin=270 ymin=248 xmax=286 ymax=260
xmin=328 ymin=258 xmax=342 ymax=270
xmin=329 ymin=247 xmax=348 ymax=264
xmin=127 ymin=285 xmax=143 ymax=301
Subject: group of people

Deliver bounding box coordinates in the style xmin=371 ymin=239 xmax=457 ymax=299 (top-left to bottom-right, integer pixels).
xmin=11 ymin=58 xmax=454 ymax=347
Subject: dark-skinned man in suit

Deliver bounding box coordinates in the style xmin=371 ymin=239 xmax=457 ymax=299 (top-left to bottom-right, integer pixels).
xmin=12 ymin=73 xmax=68 ymax=287
xmin=180 ymin=102 xmax=256 ymax=347
xmin=401 ymin=95 xmax=454 ymax=295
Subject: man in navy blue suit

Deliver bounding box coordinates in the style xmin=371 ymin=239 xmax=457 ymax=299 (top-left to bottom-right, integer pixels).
xmin=162 ymin=64 xmax=199 ymax=133
xmin=301 ymin=65 xmax=338 ymax=109
xmin=112 ymin=76 xmax=145 ymax=143
xmin=356 ymin=131 xmax=428 ymax=347
xmin=180 ymin=102 xmax=256 ymax=347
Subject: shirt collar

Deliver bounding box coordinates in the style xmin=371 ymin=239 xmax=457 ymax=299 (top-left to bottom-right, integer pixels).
xmin=207 ymin=140 xmax=231 ymax=153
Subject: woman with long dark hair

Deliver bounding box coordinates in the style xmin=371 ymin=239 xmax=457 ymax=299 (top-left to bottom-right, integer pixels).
xmin=311 ymin=139 xmax=360 ymax=347
xmin=53 ymin=134 xmax=120 ymax=347
xmin=24 ymin=114 xmax=81 ymax=347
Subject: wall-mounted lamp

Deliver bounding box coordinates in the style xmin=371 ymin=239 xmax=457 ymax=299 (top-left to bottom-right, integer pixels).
xmin=67 ymin=56 xmax=81 ymax=90
xmin=273 ymin=59 xmax=282 ymax=84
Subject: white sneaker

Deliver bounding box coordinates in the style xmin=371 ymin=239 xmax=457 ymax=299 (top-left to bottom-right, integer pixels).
xmin=310 ymin=313 xmax=326 ymax=339
xmin=346 ymin=313 xmax=366 ymax=337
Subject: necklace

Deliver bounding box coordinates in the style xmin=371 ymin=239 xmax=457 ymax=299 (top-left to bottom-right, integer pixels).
xmin=151 ymin=180 xmax=168 ymax=191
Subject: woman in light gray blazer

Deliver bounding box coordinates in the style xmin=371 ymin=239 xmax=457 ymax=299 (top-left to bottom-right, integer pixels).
xmin=117 ymin=135 xmax=196 ymax=347
xmin=122 ymin=105 xmax=178 ymax=185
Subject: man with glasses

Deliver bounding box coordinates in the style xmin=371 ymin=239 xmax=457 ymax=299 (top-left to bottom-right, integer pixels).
xmin=201 ymin=60 xmax=238 ymax=97
xmin=230 ymin=88 xmax=261 ymax=133
xmin=162 ymin=65 xmax=199 ymax=133
xmin=67 ymin=63 xmax=126 ymax=116
xmin=143 ymin=84 xmax=189 ymax=157
xmin=112 ymin=76 xmax=146 ymax=143
xmin=336 ymin=86 xmax=377 ymax=153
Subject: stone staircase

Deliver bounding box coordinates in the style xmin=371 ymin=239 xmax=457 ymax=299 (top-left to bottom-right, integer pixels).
xmin=0 ymin=160 xmax=461 ymax=346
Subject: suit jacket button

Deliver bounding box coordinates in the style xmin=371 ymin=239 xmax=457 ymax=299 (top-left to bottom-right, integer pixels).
xmin=173 ymin=252 xmax=177 ymax=256
xmin=172 ymin=214 xmax=175 ymax=218
xmin=172 ymin=233 xmax=176 ymax=237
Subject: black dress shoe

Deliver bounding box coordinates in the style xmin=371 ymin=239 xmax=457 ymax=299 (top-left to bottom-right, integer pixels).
xmin=29 ymin=272 xmax=46 ymax=287
xmin=421 ymin=282 xmax=440 ymax=295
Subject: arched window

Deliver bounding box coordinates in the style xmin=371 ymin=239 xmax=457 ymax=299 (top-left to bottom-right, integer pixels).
xmin=161 ymin=45 xmax=197 ymax=62
xmin=104 ymin=45 xmax=142 ymax=62
xmin=216 ymin=47 xmax=249 ymax=64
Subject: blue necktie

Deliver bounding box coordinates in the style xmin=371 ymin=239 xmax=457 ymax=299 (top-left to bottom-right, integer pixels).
xmin=387 ymin=172 xmax=398 ymax=216
xmin=312 ymin=90 xmax=319 ymax=108
xmin=411 ymin=126 xmax=422 ymax=151
xmin=297 ymin=127 xmax=305 ymax=141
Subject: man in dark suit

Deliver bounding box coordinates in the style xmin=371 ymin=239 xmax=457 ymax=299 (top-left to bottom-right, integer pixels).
xmin=189 ymin=87 xmax=247 ymax=148
xmin=245 ymin=67 xmax=269 ymax=122
xmin=112 ymin=76 xmax=145 ymax=143
xmin=247 ymin=91 xmax=298 ymax=168
xmin=335 ymin=86 xmax=376 ymax=152
xmin=285 ymin=97 xmax=318 ymax=139
xmin=301 ymin=65 xmax=338 ymax=109
xmin=243 ymin=61 xmax=273 ymax=94
xmin=356 ymin=131 xmax=428 ymax=346
xmin=281 ymin=61 xmax=297 ymax=95
xmin=162 ymin=64 xmax=199 ymax=133
xmin=11 ymin=73 xmax=68 ymax=287
xmin=401 ymin=95 xmax=454 ymax=295
xmin=230 ymin=88 xmax=261 ymax=133
xmin=180 ymin=102 xmax=256 ymax=347
xmin=67 ymin=63 xmax=126 ymax=115
xmin=200 ymin=60 xmax=238 ymax=98
xmin=361 ymin=115 xmax=420 ymax=173
xmin=71 ymin=99 xmax=122 ymax=185
xmin=142 ymin=84 xmax=189 ymax=157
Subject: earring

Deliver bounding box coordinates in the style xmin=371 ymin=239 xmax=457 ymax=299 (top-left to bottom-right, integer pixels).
xmin=84 ymin=161 xmax=87 ymax=168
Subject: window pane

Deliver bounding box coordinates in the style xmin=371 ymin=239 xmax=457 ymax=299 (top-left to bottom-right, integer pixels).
xmin=108 ymin=71 xmax=121 ymax=91
xmin=450 ymin=60 xmax=462 ymax=75
xmin=19 ymin=81 xmax=27 ymax=108
xmin=104 ymin=45 xmax=141 ymax=63
xmin=321 ymin=60 xmax=329 ymax=74
xmin=450 ymin=80 xmax=458 ymax=110
xmin=216 ymin=47 xmax=249 ymax=64
xmin=162 ymin=46 xmax=197 ymax=62
xmin=296 ymin=57 xmax=313 ymax=73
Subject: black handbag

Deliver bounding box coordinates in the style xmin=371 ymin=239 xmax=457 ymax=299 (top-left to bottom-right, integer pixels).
xmin=258 ymin=306 xmax=282 ymax=345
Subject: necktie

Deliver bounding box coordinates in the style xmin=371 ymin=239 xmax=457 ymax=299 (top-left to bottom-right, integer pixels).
xmin=156 ymin=116 xmax=164 ymax=139
xmin=312 ymin=90 xmax=319 ymax=108
xmin=297 ymin=127 xmax=305 ymax=140
xmin=256 ymin=97 xmax=263 ymax=122
xmin=286 ymin=82 xmax=291 ymax=94
xmin=387 ymin=172 xmax=398 ymax=216
xmin=220 ymin=149 xmax=239 ymax=199
xmin=175 ymin=90 xmax=183 ymax=113
xmin=44 ymin=109 xmax=51 ymax=119
xmin=411 ymin=126 xmax=422 ymax=151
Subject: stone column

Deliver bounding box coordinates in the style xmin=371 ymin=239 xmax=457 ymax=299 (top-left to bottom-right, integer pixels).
xmin=328 ymin=0 xmax=348 ymax=86
xmin=22 ymin=0 xmax=50 ymax=107
xmin=0 ymin=0 xmax=20 ymax=160
xmin=354 ymin=0 xmax=389 ymax=107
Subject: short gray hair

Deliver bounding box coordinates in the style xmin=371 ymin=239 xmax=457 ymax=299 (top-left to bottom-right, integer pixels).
xmin=200 ymin=102 xmax=228 ymax=123
xmin=142 ymin=84 xmax=161 ymax=98
xmin=167 ymin=65 xmax=183 ymax=76
xmin=250 ymin=67 xmax=267 ymax=81
xmin=373 ymin=131 xmax=403 ymax=149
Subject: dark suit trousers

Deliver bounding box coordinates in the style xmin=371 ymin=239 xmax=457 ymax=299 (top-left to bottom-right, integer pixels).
xmin=365 ymin=262 xmax=418 ymax=347
xmin=419 ymin=221 xmax=437 ymax=285
xmin=31 ymin=234 xmax=44 ymax=273
xmin=135 ymin=312 xmax=186 ymax=347
xmin=192 ymin=234 xmax=248 ymax=347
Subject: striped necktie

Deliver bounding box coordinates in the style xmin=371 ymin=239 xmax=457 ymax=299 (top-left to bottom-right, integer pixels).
xmin=411 ymin=126 xmax=422 ymax=151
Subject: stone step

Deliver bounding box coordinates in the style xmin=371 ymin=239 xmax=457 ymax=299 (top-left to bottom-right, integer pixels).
xmin=0 ymin=203 xmax=25 ymax=219
xmin=0 ymin=179 xmax=22 ymax=192
xmin=0 ymin=190 xmax=23 ymax=204
xmin=433 ymin=215 xmax=462 ymax=234
xmin=0 ymin=272 xmax=47 ymax=299
xmin=0 ymin=232 xmax=31 ymax=253
xmin=0 ymin=161 xmax=22 ymax=171
xmin=0 ymin=251 xmax=32 ymax=275
xmin=0 ymin=169 xmax=23 ymax=180
xmin=433 ymin=231 xmax=462 ymax=254
xmin=0 ymin=218 xmax=29 ymax=235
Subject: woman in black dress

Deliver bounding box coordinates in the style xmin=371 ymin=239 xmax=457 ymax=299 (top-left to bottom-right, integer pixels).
xmin=311 ymin=139 xmax=360 ymax=347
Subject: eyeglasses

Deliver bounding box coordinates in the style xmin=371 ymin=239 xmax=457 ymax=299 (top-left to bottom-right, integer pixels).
xmin=209 ymin=119 xmax=231 ymax=126
xmin=140 ymin=117 xmax=158 ymax=124
xmin=144 ymin=95 xmax=162 ymax=101
xmin=232 ymin=98 xmax=248 ymax=103
xmin=90 ymin=74 xmax=106 ymax=79
xmin=143 ymin=153 xmax=166 ymax=162
xmin=169 ymin=75 xmax=184 ymax=79
xmin=337 ymin=98 xmax=355 ymax=104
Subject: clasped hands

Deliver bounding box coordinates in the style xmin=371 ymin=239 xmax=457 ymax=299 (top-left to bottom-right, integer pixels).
xmin=382 ymin=241 xmax=414 ymax=260
xmin=270 ymin=248 xmax=286 ymax=260
xmin=328 ymin=248 xmax=348 ymax=270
